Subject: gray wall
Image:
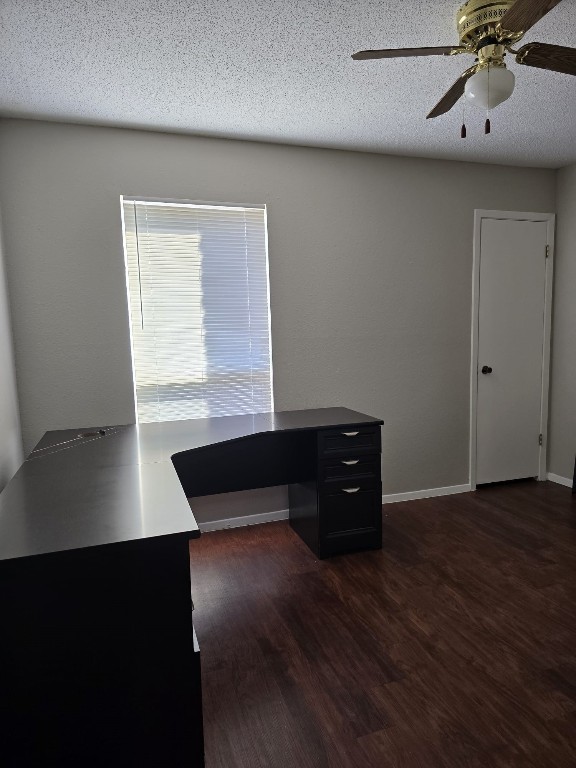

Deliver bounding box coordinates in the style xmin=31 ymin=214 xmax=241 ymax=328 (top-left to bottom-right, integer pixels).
xmin=549 ymin=163 xmax=576 ymax=481
xmin=0 ymin=118 xmax=556 ymax=498
xmin=0 ymin=210 xmax=22 ymax=490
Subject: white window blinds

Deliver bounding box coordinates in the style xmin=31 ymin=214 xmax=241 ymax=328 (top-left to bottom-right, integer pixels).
xmin=121 ymin=198 xmax=273 ymax=423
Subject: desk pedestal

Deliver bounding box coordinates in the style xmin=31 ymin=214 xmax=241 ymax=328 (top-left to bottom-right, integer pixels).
xmin=289 ymin=422 xmax=383 ymax=558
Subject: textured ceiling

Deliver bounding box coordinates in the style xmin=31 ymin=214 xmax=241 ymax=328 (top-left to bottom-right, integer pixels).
xmin=0 ymin=0 xmax=575 ymax=167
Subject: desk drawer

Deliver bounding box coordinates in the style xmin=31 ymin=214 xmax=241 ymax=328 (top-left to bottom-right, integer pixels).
xmin=319 ymin=455 xmax=381 ymax=485
xmin=318 ymin=426 xmax=381 ymax=457
xmin=319 ymin=482 xmax=382 ymax=536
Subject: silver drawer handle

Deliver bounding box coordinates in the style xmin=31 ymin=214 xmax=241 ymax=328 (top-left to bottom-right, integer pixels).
xmin=341 ymin=459 xmax=359 ymax=465
xmin=342 ymin=431 xmax=359 ymax=437
xmin=342 ymin=487 xmax=360 ymax=493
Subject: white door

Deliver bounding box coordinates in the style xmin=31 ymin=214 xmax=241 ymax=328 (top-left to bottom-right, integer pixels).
xmin=475 ymin=216 xmax=549 ymax=485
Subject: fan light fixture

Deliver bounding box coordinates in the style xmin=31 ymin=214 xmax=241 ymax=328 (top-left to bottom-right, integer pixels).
xmin=351 ymin=0 xmax=576 ymax=122
xmin=464 ymin=65 xmax=516 ymax=109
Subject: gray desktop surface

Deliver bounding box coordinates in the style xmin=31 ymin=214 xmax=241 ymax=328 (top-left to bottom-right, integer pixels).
xmin=0 ymin=407 xmax=383 ymax=562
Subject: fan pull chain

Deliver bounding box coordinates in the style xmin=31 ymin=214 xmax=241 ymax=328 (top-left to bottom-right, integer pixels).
xmin=461 ymin=98 xmax=466 ymax=139
xmin=485 ymin=64 xmax=491 ymax=135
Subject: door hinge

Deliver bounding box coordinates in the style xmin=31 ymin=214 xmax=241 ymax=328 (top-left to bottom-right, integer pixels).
xmin=539 ymin=433 xmax=543 ymax=446
xmin=545 ymin=245 xmax=549 ymax=258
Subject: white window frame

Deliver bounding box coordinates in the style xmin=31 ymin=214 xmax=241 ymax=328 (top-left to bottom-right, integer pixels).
xmin=120 ymin=195 xmax=274 ymax=423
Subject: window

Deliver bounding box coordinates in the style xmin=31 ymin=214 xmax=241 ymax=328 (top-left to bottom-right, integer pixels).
xmin=121 ymin=198 xmax=273 ymax=423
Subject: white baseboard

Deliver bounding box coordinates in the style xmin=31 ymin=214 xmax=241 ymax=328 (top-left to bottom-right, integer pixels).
xmin=200 ymin=484 xmax=475 ymax=530
xmin=547 ymin=472 xmax=573 ymax=488
xmin=382 ymin=484 xmax=471 ymax=504
xmin=199 ymin=508 xmax=289 ymax=532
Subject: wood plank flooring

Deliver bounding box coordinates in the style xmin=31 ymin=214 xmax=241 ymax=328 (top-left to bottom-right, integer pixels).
xmin=189 ymin=480 xmax=576 ymax=767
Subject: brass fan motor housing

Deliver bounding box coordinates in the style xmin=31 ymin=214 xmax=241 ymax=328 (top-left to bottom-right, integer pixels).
xmin=456 ymin=0 xmax=520 ymax=47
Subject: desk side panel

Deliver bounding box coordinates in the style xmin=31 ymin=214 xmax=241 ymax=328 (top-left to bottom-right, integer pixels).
xmin=288 ymin=481 xmax=320 ymax=556
xmin=0 ymin=536 xmax=204 ymax=768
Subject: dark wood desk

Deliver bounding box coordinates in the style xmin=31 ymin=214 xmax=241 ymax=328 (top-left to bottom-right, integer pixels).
xmin=172 ymin=406 xmax=384 ymax=558
xmin=0 ymin=407 xmax=382 ymax=767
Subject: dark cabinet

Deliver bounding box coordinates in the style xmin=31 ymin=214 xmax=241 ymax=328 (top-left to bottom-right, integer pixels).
xmin=289 ymin=423 xmax=382 ymax=558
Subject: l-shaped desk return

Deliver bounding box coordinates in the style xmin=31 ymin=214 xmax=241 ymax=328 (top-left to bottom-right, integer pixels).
xmin=173 ymin=406 xmax=384 ymax=558
xmin=0 ymin=406 xmax=383 ymax=768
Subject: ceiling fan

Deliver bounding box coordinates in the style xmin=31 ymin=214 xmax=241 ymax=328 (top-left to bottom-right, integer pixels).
xmin=352 ymin=0 xmax=576 ymax=120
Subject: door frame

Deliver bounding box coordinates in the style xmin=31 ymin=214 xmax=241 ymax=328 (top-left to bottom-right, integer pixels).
xmin=470 ymin=210 xmax=555 ymax=490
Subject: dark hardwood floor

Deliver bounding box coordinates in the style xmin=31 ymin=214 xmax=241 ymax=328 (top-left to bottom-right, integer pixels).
xmin=189 ymin=481 xmax=576 ymax=767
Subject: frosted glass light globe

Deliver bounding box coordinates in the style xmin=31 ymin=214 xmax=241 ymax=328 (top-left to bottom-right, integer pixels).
xmin=464 ymin=66 xmax=515 ymax=109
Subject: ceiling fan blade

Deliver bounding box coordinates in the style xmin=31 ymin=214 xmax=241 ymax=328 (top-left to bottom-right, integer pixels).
xmin=351 ymin=46 xmax=462 ymax=60
xmin=426 ymin=67 xmax=477 ymax=119
xmin=499 ymin=0 xmax=563 ymax=34
xmin=516 ymin=42 xmax=576 ymax=75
